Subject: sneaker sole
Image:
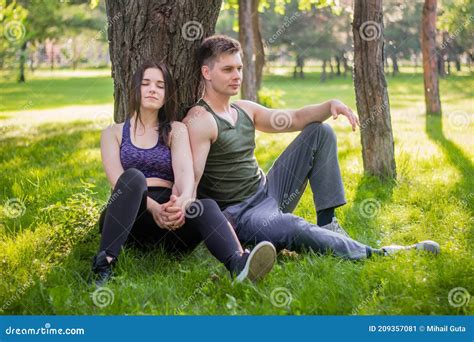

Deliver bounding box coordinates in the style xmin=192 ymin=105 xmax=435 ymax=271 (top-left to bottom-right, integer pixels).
xmin=236 ymin=241 xmax=276 ymax=283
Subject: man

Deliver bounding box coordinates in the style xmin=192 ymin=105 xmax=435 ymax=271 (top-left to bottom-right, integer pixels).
xmin=183 ymin=35 xmax=439 ymax=259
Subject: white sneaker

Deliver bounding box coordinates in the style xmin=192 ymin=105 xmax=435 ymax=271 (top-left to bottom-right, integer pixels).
xmin=381 ymin=240 xmax=440 ymax=256
xmin=320 ymin=217 xmax=350 ymax=238
xmin=235 ymin=241 xmax=276 ymax=283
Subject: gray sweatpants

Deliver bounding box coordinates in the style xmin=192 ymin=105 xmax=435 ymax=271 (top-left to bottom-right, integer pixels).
xmin=222 ymin=122 xmax=369 ymax=260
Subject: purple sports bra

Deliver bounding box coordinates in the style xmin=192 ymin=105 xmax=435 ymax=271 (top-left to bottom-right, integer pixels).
xmin=120 ymin=119 xmax=174 ymax=182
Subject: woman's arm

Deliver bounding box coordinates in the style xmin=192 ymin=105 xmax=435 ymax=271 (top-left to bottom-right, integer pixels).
xmin=100 ymin=125 xmax=125 ymax=188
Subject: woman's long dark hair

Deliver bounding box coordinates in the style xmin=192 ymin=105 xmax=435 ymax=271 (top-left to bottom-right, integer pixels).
xmin=128 ymin=61 xmax=177 ymax=146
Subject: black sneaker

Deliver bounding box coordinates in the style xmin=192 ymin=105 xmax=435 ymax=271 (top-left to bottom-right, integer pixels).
xmin=92 ymin=251 xmax=115 ymax=286
xmin=235 ymin=241 xmax=276 ymax=283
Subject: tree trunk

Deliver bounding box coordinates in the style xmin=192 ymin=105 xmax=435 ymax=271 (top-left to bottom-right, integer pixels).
xmin=342 ymin=54 xmax=348 ymax=77
xmin=421 ymin=0 xmax=442 ymax=115
xmin=352 ymin=0 xmax=396 ymax=179
xmin=320 ymin=59 xmax=327 ymax=82
xmin=18 ymin=41 xmax=27 ymax=83
xmin=252 ymin=0 xmax=264 ymax=92
xmin=391 ymin=54 xmax=399 ymax=76
xmin=50 ymin=41 xmax=55 ymax=71
xmin=239 ymin=0 xmax=257 ymax=101
xmin=455 ymin=56 xmax=461 ymax=71
xmin=105 ymin=0 xmax=222 ymax=122
xmin=335 ymin=55 xmax=341 ymax=76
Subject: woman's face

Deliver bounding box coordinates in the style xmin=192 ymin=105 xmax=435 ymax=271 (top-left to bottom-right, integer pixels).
xmin=140 ymin=68 xmax=165 ymax=111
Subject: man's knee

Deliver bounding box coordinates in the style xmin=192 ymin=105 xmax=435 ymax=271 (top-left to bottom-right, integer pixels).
xmin=303 ymin=122 xmax=337 ymax=144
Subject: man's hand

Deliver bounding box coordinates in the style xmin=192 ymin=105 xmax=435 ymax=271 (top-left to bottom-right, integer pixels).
xmin=329 ymin=99 xmax=360 ymax=131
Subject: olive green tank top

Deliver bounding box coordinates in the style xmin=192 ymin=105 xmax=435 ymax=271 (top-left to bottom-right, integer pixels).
xmin=196 ymin=99 xmax=261 ymax=209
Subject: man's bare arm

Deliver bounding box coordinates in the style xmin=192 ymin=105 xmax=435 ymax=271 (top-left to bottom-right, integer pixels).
xmin=182 ymin=106 xmax=217 ymax=197
xmin=235 ymin=99 xmax=360 ymax=133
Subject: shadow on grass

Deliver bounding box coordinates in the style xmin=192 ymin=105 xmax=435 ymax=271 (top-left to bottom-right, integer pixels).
xmin=425 ymin=115 xmax=474 ymax=216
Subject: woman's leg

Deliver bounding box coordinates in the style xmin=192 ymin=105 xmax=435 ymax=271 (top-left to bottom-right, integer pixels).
xmin=98 ymin=168 xmax=149 ymax=258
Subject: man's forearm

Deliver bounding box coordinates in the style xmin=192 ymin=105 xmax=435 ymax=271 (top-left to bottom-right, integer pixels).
xmin=293 ymin=100 xmax=332 ymax=129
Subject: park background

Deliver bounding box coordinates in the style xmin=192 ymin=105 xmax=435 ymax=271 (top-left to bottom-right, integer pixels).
xmin=0 ymin=0 xmax=472 ymax=315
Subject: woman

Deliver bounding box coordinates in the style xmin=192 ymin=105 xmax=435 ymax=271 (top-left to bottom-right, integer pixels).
xmin=92 ymin=61 xmax=276 ymax=286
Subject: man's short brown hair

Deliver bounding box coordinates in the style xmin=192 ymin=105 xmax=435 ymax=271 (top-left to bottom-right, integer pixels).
xmin=197 ymin=35 xmax=241 ymax=68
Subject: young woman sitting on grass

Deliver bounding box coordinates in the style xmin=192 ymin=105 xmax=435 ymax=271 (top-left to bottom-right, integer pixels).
xmin=92 ymin=61 xmax=276 ymax=286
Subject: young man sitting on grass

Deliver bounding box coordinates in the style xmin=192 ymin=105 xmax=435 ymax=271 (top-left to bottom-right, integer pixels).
xmin=182 ymin=35 xmax=440 ymax=260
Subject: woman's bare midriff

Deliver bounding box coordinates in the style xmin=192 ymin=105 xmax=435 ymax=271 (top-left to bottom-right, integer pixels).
xmin=146 ymin=177 xmax=173 ymax=188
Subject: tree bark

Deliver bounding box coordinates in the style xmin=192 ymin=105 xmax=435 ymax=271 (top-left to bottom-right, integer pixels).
xmin=105 ymin=0 xmax=222 ymax=122
xmin=239 ymin=0 xmax=257 ymax=102
xmin=421 ymin=0 xmax=442 ymax=115
xmin=352 ymin=0 xmax=396 ymax=179
xmin=252 ymin=0 xmax=264 ymax=92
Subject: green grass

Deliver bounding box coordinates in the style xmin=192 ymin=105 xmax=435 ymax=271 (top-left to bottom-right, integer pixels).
xmin=0 ymin=69 xmax=473 ymax=315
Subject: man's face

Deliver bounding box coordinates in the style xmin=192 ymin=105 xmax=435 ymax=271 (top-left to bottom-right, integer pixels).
xmin=202 ymin=53 xmax=243 ymax=96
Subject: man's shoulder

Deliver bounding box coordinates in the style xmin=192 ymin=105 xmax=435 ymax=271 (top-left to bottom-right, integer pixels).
xmin=183 ymin=104 xmax=217 ymax=138
xmin=233 ymin=100 xmax=258 ymax=121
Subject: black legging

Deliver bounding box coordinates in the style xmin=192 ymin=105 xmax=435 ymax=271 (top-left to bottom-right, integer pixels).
xmin=98 ymin=168 xmax=244 ymax=272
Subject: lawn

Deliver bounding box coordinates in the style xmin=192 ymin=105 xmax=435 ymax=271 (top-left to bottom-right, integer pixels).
xmin=0 ymin=69 xmax=472 ymax=315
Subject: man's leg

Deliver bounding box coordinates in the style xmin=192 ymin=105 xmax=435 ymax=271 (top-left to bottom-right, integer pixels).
xmin=266 ymin=122 xmax=346 ymax=225
xmin=235 ymin=196 xmax=368 ymax=260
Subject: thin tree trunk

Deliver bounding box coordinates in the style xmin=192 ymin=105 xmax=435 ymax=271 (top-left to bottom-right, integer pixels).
xmin=421 ymin=0 xmax=442 ymax=115
xmin=105 ymin=0 xmax=222 ymax=122
xmin=18 ymin=41 xmax=27 ymax=83
xmin=352 ymin=0 xmax=396 ymax=179
xmin=335 ymin=55 xmax=341 ymax=76
xmin=320 ymin=59 xmax=327 ymax=82
xmin=252 ymin=0 xmax=264 ymax=92
xmin=391 ymin=54 xmax=399 ymax=76
xmin=239 ymin=0 xmax=257 ymax=101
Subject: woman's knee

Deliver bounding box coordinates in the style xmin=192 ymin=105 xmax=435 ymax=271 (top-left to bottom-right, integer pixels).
xmin=117 ymin=168 xmax=147 ymax=190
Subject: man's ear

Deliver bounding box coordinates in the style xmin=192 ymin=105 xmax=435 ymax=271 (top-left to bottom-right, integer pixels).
xmin=201 ymin=65 xmax=211 ymax=81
